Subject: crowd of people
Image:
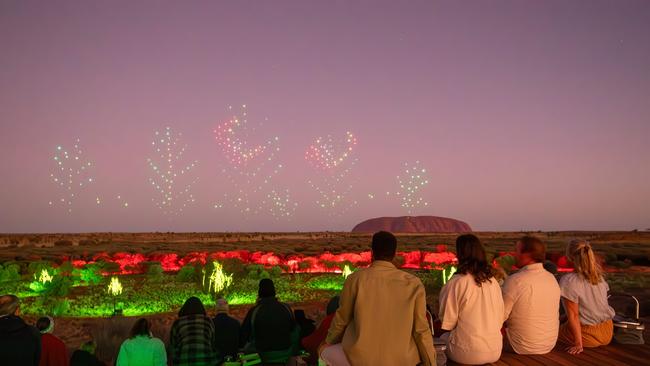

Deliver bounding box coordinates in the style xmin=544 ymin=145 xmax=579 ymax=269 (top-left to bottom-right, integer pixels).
xmin=0 ymin=231 xmax=619 ymax=366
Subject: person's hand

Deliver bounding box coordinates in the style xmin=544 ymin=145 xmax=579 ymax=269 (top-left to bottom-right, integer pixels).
xmin=566 ymin=344 xmax=583 ymax=355
xmin=318 ymin=342 xmax=332 ymax=357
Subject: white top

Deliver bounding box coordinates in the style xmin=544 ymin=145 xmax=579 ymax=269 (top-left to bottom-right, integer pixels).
xmin=439 ymin=273 xmax=504 ymax=361
xmin=560 ymin=273 xmax=615 ymax=325
xmin=502 ymin=263 xmax=561 ymax=354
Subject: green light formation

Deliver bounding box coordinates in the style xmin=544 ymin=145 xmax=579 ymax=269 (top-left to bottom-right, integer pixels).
xmin=39 ymin=269 xmax=53 ymax=284
xmin=342 ymin=265 xmax=353 ymax=279
xmin=107 ymin=276 xmax=123 ymax=296
xmin=207 ymin=261 xmax=233 ymax=295
xmin=441 ymin=266 xmax=457 ymax=285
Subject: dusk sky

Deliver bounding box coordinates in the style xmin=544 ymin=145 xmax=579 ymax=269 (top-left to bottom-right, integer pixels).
xmin=1 ymin=0 xmax=649 ymax=233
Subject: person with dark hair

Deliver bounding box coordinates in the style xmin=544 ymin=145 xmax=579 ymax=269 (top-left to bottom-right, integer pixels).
xmin=322 ymin=231 xmax=436 ymax=366
xmin=438 ymin=234 xmax=504 ymax=365
xmin=301 ymin=296 xmax=339 ymax=365
xmin=294 ymin=310 xmax=316 ymax=339
xmin=502 ymin=236 xmax=561 ymax=355
xmin=70 ymin=340 xmax=105 ymax=366
xmin=170 ymin=297 xmax=217 ymax=366
xmin=35 ymin=316 xmax=67 ymax=366
xmin=0 ymin=294 xmax=41 ymax=366
xmin=241 ymin=279 xmax=298 ymax=364
xmin=116 ymin=318 xmax=166 ymax=366
xmin=212 ymin=298 xmax=241 ymax=363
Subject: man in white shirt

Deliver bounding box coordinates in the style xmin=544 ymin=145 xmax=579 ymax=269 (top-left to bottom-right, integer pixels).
xmin=502 ymin=236 xmax=561 ymax=354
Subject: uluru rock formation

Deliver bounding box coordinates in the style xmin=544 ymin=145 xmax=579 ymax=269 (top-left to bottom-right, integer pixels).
xmin=352 ymin=216 xmax=472 ymax=233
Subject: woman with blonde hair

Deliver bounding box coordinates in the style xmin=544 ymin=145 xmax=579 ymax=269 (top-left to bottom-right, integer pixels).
xmin=558 ymin=239 xmax=615 ymax=354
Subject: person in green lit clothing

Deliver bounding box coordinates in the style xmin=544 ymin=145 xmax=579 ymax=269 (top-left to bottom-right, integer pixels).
xmin=116 ymin=318 xmax=166 ymax=366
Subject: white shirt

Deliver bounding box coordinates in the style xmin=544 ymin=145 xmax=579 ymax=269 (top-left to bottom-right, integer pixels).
xmin=560 ymin=273 xmax=615 ymax=325
xmin=439 ymin=273 xmax=504 ymax=365
xmin=502 ymin=262 xmax=560 ymax=354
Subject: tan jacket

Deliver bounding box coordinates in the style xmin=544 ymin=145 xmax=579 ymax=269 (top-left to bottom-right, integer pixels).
xmin=325 ymin=260 xmax=436 ymax=366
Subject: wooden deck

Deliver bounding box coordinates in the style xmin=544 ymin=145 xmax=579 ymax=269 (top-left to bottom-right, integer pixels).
xmin=447 ymin=343 xmax=650 ymax=366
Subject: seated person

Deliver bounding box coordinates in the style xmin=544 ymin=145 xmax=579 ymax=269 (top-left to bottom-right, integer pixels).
xmin=502 ymin=236 xmax=561 ymax=354
xmin=212 ymin=298 xmax=241 ymax=362
xmin=70 ymin=340 xmax=105 ymax=366
xmin=301 ymin=296 xmax=339 ymax=365
xmin=116 ymin=318 xmax=166 ymax=366
xmin=294 ymin=309 xmax=316 ymax=339
xmin=36 ymin=316 xmax=68 ymax=366
xmin=439 ymin=234 xmax=504 ymax=365
xmin=241 ymin=279 xmax=297 ymax=364
xmin=558 ymin=239 xmax=615 ymax=354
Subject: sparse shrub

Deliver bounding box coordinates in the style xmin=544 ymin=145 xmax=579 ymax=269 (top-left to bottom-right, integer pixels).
xmin=144 ymin=262 xmax=164 ymax=281
xmin=0 ymin=263 xmax=21 ymax=282
xmin=51 ymin=299 xmax=70 ymax=316
xmin=176 ymin=264 xmax=200 ymax=282
xmin=78 ymin=263 xmax=103 ymax=285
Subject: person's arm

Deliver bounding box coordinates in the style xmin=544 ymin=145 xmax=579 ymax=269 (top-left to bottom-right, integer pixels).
xmin=240 ymin=307 xmax=254 ymax=346
xmin=32 ymin=327 xmax=41 ymax=366
xmin=412 ymin=283 xmax=436 ymax=366
xmin=438 ymin=277 xmax=459 ymax=331
xmin=324 ymin=273 xmax=356 ymax=345
xmin=502 ymin=277 xmax=520 ymax=322
xmin=562 ymin=297 xmax=583 ymax=355
xmin=153 ymin=339 xmax=167 ymax=366
xmin=115 ymin=342 xmax=128 ymax=366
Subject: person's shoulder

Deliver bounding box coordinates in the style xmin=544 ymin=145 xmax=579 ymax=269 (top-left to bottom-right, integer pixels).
xmin=559 ymin=272 xmax=582 ymax=287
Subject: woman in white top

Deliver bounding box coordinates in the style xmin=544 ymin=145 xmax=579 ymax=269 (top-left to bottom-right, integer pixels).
xmin=558 ymin=239 xmax=615 ymax=354
xmin=439 ymin=234 xmax=505 ymax=365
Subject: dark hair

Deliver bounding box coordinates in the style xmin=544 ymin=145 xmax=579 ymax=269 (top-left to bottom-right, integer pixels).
xmin=294 ymin=309 xmax=306 ymax=321
xmin=455 ymin=234 xmax=494 ymax=286
xmin=179 ymin=296 xmax=206 ymax=317
xmin=129 ymin=318 xmax=151 ymax=338
xmin=519 ymin=236 xmax=546 ymax=263
xmin=371 ymin=231 xmax=397 ymax=261
xmin=36 ymin=317 xmax=51 ymax=332
xmin=326 ymin=295 xmax=340 ymax=315
xmin=258 ymin=278 xmax=276 ymax=298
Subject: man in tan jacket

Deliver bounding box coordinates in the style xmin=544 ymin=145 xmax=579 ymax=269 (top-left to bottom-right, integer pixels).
xmin=321 ymin=231 xmax=436 ymax=366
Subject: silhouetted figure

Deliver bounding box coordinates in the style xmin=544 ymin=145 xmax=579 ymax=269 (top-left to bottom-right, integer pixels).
xmin=170 ymin=297 xmax=217 ymax=366
xmin=212 ymin=298 xmax=241 ymax=363
xmin=241 ymin=279 xmax=297 ymax=364
xmin=0 ymin=294 xmax=41 ymax=366
xmin=70 ymin=341 xmax=105 ymax=366
xmin=294 ymin=310 xmax=315 ymax=339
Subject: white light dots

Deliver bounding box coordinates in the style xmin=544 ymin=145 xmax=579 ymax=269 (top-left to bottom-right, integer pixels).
xmin=49 ymin=138 xmax=94 ymax=212
xmin=305 ymin=131 xmax=359 ymax=216
xmin=147 ymin=126 xmax=199 ymax=215
xmin=396 ymin=161 xmax=430 ymax=213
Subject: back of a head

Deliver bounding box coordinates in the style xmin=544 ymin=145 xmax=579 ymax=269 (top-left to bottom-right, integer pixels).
xmin=179 ymin=296 xmax=206 ymax=317
xmin=258 ymin=278 xmax=276 ymax=298
xmin=326 ymin=295 xmax=340 ymax=315
xmin=519 ymin=235 xmax=546 ymax=263
xmin=0 ymin=294 xmax=19 ymax=317
xmin=129 ymin=318 xmax=150 ymax=338
xmin=455 ymin=234 xmax=494 ymax=286
xmin=294 ymin=309 xmax=306 ymax=321
xmin=36 ymin=316 xmax=54 ymax=334
xmin=80 ymin=340 xmax=96 ymax=354
xmin=567 ymin=239 xmax=603 ymax=285
xmin=216 ymin=298 xmax=229 ymax=314
xmin=371 ymin=231 xmax=397 ymax=261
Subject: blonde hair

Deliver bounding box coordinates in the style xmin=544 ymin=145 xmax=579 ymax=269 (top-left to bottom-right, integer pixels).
xmin=567 ymin=239 xmax=603 ymax=285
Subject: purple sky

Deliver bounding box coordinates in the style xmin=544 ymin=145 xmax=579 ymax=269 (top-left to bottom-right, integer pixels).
xmin=1 ymin=0 xmax=649 ymax=233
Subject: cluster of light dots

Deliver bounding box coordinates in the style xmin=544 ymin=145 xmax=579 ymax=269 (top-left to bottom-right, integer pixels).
xmin=305 ymin=132 xmax=359 ymax=216
xmin=214 ymin=105 xmax=279 ymax=167
xmin=305 ymin=131 xmax=357 ymax=170
xmin=49 ymin=139 xmax=94 ymax=213
xmin=214 ymin=105 xmax=286 ymax=217
xmin=396 ymin=161 xmax=430 ymax=212
xmin=147 ymin=127 xmax=198 ymax=215
xmin=263 ymin=189 xmax=298 ymax=219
